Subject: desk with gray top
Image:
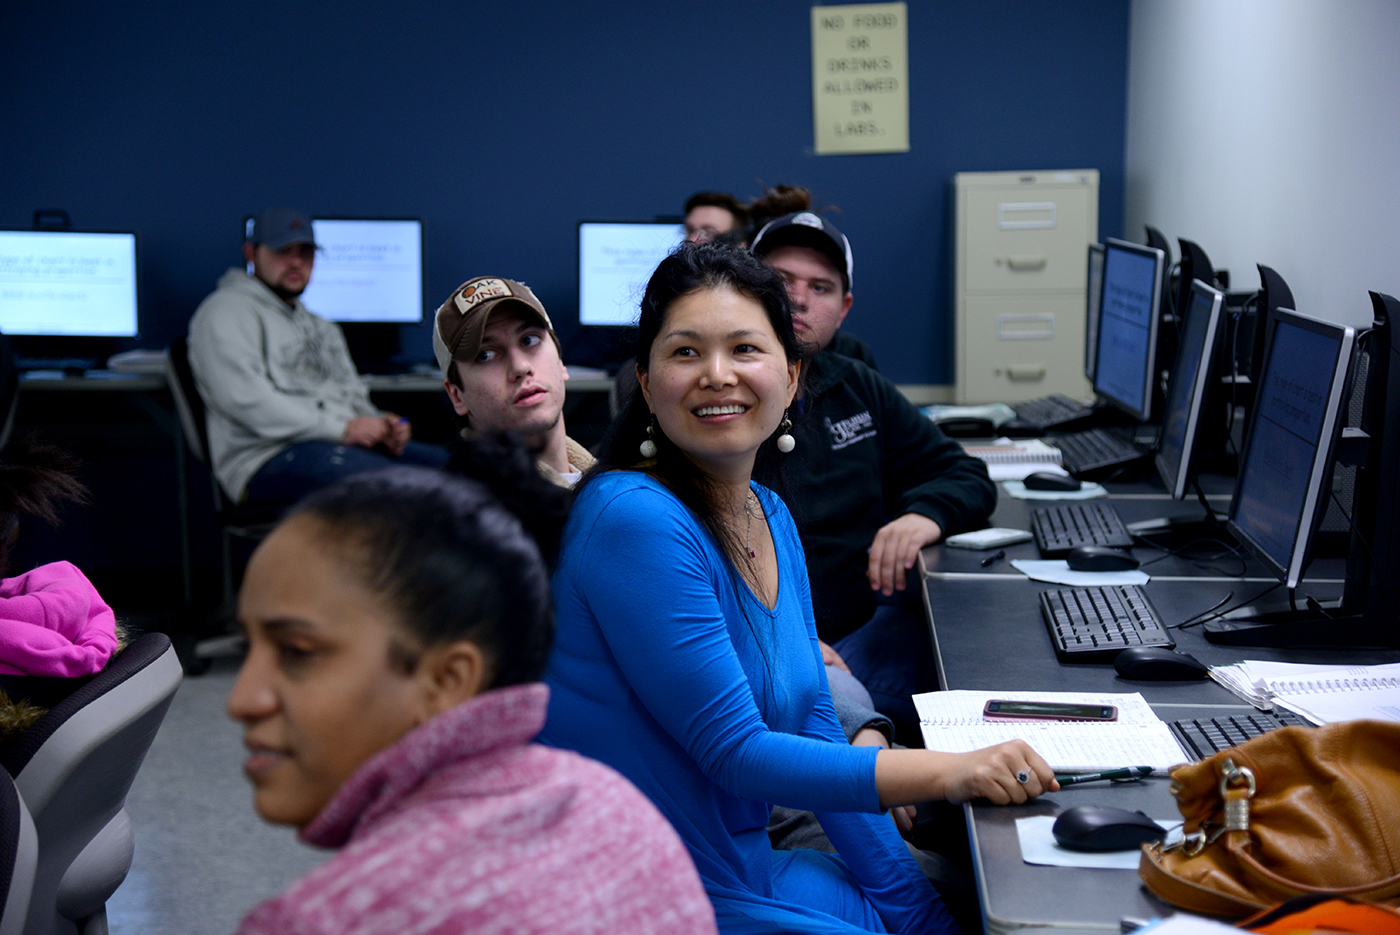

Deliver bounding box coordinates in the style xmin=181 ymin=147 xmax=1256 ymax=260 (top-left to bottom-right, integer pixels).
xmin=917 ymin=476 xmax=1398 ymax=933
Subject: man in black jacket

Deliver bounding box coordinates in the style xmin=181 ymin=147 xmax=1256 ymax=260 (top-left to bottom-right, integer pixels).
xmin=752 ymin=212 xmax=995 ymax=740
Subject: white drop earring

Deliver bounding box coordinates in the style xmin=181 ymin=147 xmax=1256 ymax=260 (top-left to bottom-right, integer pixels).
xmin=640 ymin=417 xmax=658 ymax=458
xmin=776 ymin=413 xmax=795 ymax=453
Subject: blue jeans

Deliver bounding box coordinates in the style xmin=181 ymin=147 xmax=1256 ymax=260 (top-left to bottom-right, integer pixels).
xmin=831 ymin=588 xmax=940 ymax=745
xmin=245 ymin=439 xmax=449 ymax=508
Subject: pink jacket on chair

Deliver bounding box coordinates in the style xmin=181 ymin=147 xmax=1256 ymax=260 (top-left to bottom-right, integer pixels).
xmin=0 ymin=561 xmax=118 ymax=678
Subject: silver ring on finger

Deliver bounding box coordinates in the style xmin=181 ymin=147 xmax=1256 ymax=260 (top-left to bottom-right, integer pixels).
xmin=1016 ymin=769 xmax=1030 ymax=784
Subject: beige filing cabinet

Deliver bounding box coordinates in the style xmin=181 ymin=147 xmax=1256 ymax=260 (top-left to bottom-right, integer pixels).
xmin=954 ymin=169 xmax=1098 ymax=404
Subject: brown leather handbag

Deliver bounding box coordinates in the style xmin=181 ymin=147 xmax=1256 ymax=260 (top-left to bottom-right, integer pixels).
xmin=1138 ymin=719 xmax=1400 ymax=917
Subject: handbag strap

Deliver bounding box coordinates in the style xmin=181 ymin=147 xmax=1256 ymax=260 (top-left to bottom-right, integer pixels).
xmin=1225 ymin=835 xmax=1400 ymax=904
xmin=1138 ymin=843 xmax=1267 ymax=917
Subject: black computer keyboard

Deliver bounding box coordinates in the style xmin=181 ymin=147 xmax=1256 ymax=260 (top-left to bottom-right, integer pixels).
xmin=1039 ymin=585 xmax=1175 ymax=662
xmin=1031 ymin=502 xmax=1135 ymax=557
xmin=1050 ymin=427 xmax=1151 ymax=476
xmin=1169 ymin=711 xmax=1310 ymax=761
xmin=1010 ymin=394 xmax=1094 ymax=431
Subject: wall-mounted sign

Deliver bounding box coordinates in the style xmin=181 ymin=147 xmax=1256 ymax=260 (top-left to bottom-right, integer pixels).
xmin=812 ymin=2 xmax=909 ymax=154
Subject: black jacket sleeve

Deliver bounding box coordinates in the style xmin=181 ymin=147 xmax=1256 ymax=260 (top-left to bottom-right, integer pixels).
xmin=861 ymin=366 xmax=996 ymax=536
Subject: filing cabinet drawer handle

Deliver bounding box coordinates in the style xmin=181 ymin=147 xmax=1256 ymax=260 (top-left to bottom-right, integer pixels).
xmin=996 ymin=313 xmax=1055 ymax=341
xmin=1005 ymin=255 xmax=1048 ymax=271
xmin=1006 ymin=365 xmax=1047 ymax=381
xmin=997 ymin=201 xmax=1056 ymax=229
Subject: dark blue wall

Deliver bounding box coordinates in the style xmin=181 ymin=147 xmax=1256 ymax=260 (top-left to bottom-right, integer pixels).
xmin=0 ymin=0 xmax=1129 ymax=385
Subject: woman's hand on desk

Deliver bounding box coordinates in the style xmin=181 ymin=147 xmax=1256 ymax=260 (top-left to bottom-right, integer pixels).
xmin=875 ymin=740 xmax=1059 ymax=808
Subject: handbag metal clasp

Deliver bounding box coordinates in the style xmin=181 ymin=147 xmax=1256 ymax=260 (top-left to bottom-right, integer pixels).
xmin=1166 ymin=822 xmax=1224 ymax=856
xmin=1218 ymin=757 xmax=1256 ymax=832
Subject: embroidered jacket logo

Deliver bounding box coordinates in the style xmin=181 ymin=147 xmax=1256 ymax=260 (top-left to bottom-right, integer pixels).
xmin=825 ymin=411 xmax=876 ymax=450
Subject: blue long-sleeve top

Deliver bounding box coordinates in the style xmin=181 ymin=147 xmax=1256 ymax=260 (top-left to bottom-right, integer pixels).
xmin=541 ymin=472 xmax=956 ymax=935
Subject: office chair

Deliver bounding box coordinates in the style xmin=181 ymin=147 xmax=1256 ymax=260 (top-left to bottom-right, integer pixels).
xmin=165 ymin=337 xmax=280 ymax=604
xmin=0 ymin=631 xmax=181 ymax=935
xmin=0 ymin=772 xmax=37 ymax=935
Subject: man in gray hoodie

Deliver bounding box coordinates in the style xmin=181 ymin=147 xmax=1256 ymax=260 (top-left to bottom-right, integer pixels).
xmin=188 ymin=207 xmax=445 ymax=506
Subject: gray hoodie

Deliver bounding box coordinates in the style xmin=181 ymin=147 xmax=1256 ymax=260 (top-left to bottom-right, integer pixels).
xmin=188 ymin=269 xmax=380 ymax=500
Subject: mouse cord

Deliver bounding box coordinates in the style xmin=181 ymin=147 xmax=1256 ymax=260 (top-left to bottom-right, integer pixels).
xmin=1171 ymin=580 xmax=1284 ymax=630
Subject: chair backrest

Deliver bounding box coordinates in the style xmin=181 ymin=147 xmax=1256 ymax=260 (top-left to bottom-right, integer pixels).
xmin=0 ymin=632 xmax=182 ymax=935
xmin=164 ymin=337 xmax=209 ymax=466
xmin=0 ymin=773 xmax=36 ymax=935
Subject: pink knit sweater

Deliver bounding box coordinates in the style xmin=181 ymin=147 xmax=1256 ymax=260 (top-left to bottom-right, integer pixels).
xmin=236 ymin=682 xmax=717 ymax=935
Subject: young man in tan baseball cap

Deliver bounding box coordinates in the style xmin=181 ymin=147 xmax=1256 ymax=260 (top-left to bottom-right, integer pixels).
xmin=434 ymin=277 xmax=594 ymax=486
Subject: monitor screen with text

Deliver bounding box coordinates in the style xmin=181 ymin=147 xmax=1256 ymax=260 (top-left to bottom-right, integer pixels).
xmin=1092 ymin=239 xmax=1164 ymax=421
xmin=1229 ymin=309 xmax=1354 ymax=588
xmin=578 ymin=221 xmax=685 ymax=326
xmin=297 ymin=218 xmax=423 ymax=323
xmin=0 ymin=230 xmax=139 ymax=337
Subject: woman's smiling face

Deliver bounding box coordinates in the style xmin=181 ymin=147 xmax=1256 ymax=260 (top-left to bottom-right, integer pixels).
xmin=640 ymin=284 xmax=800 ymax=481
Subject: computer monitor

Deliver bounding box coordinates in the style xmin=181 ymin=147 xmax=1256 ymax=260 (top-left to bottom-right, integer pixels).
xmin=0 ymin=229 xmax=140 ymax=337
xmin=1092 ymin=238 xmax=1166 ymax=422
xmin=1226 ymin=308 xmax=1355 ymax=590
xmin=1206 ymin=297 xmax=1399 ymax=649
xmin=1084 ymin=243 xmax=1105 ymax=382
xmin=1155 ymin=280 xmax=1226 ymax=499
xmin=242 ymin=217 xmax=424 ymax=323
xmin=577 ymin=220 xmax=685 ymax=327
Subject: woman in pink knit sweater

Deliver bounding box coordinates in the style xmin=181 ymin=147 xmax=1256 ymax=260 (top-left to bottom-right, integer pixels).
xmin=228 ymin=438 xmax=717 ymax=935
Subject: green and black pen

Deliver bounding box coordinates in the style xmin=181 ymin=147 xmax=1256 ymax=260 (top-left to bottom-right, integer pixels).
xmin=1054 ymin=766 xmax=1153 ymax=785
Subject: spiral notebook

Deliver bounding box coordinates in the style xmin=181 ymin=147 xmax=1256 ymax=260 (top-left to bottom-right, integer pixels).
xmin=958 ymin=439 xmax=1065 ymax=481
xmin=1210 ymin=661 xmax=1400 ymax=725
xmin=912 ymin=690 xmax=1188 ymax=772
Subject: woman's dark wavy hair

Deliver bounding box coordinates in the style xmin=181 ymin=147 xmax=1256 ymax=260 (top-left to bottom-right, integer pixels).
xmin=0 ymin=437 xmax=88 ymax=577
xmin=581 ymin=240 xmax=802 ymax=570
xmin=288 ymin=434 xmax=568 ymax=688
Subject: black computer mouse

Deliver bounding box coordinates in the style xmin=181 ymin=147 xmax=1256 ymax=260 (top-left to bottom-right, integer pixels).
xmin=1051 ymin=806 xmax=1167 ymax=852
xmin=1064 ymin=545 xmax=1139 ymax=572
xmin=1113 ymin=647 xmax=1210 ymax=681
xmin=1023 ymin=471 xmax=1082 ymax=492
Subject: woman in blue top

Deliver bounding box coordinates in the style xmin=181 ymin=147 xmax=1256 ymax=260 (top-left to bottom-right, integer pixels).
xmin=542 ymin=242 xmax=1058 ymax=935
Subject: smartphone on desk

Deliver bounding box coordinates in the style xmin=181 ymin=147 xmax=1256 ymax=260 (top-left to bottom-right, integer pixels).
xmin=944 ymin=528 xmax=1034 ymax=550
xmin=982 ymin=699 xmax=1118 ymax=722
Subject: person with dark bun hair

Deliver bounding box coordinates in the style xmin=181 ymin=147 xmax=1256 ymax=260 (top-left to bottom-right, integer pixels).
xmin=542 ymin=241 xmax=1054 ymax=935
xmin=228 ymin=436 xmax=716 ymax=935
xmin=743 ymin=184 xmax=814 ymax=242
xmin=743 ymin=187 xmax=877 ymax=368
xmin=683 ymin=191 xmax=748 ymax=244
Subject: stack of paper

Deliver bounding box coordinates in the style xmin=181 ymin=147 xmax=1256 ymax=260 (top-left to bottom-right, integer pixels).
xmin=913 ymin=690 xmax=1188 ymax=772
xmin=1209 ymin=660 xmax=1400 ymax=724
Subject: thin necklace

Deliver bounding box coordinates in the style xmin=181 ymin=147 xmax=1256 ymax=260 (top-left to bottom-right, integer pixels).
xmin=725 ymin=491 xmax=759 ymax=559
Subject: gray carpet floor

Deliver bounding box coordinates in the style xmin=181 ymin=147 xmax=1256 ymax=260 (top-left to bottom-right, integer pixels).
xmin=106 ymin=656 xmax=328 ymax=935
